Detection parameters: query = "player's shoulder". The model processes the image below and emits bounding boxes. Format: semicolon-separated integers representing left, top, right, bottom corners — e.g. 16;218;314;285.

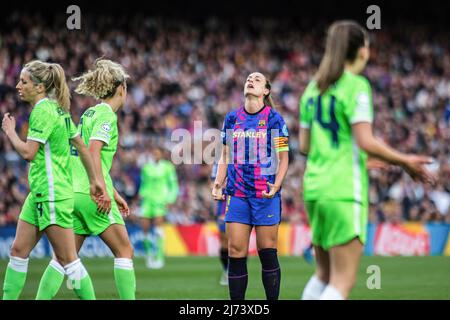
341;71;371;90
223;107;241;125
225;108;239;119
268;107;286;124
91;103;117;121
31;98;60;119
300;80;319;101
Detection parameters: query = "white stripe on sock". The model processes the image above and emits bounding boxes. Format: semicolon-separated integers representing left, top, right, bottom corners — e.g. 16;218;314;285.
8;256;29;273
114;258;134;270
49;259;65;275
64;259;87;281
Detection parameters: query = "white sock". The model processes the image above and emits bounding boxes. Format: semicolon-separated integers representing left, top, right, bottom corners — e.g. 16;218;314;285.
49;259;65;275
154;227;164;239
319;285;344;300
8;256;29;273
114;258;134;270
301;275;327;300
64;259;87;282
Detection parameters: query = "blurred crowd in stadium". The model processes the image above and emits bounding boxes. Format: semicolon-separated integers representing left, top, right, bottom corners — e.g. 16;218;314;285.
0;13;449;227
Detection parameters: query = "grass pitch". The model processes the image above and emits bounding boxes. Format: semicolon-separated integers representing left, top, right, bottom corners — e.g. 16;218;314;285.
0;256;449;300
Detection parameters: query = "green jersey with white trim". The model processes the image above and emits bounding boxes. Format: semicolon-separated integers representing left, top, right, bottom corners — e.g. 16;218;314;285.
299;71;373;203
71;103;118;196
27;98;78;201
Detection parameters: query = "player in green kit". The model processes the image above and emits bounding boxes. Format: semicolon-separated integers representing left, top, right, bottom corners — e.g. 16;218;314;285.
299;21;436;300
38;59;136;300
1;60;105;300
139;145;179;269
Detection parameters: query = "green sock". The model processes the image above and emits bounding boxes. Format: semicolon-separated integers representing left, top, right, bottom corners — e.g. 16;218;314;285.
36;260;65;300
65;259;96;300
2;256;29;300
143;233;152;256
155;227;165;262
114;258;136;300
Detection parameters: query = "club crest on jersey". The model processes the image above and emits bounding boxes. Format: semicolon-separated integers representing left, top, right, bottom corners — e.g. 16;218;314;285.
101;123;111;132
258;120;266;127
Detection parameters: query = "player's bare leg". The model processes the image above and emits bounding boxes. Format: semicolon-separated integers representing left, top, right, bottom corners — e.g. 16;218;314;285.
99;224;135;299
3;220;42;299
322;237;363;299
44;225;95;299
302;246;329;300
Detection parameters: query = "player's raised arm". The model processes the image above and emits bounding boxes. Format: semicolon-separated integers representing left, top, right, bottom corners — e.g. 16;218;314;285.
2;113;40;161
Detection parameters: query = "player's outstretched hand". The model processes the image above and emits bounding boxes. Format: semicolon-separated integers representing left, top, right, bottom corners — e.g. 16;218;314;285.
402;155;437;186
262;182;280;198
212;182;225;201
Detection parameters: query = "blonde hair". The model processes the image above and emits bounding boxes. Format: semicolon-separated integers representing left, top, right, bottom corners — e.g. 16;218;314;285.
24;60;71;112
72;59;129;100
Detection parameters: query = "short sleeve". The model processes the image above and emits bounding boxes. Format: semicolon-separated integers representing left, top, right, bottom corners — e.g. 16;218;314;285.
221;112;234;145
27;106;54;144
270;112;289;153
90;111;116;145
345;78;374;124
299;94;315;129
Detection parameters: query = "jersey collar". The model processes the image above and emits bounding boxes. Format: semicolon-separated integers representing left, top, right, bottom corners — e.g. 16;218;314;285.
34;97;49;107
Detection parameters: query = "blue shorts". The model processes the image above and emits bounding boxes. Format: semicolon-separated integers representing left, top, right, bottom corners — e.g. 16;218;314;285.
224;195;281;226
216;199;226;233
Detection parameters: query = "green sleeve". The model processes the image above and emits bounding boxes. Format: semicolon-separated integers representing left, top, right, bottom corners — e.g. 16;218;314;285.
345;77;374;124
90;111;116;145
68;117;79;139
165;162;179;204
27;105;55;144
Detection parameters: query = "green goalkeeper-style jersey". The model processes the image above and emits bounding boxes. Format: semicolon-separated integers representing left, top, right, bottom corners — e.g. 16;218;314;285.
139;159;179;204
71;103;118;197
299;70;374;203
27;98;79;202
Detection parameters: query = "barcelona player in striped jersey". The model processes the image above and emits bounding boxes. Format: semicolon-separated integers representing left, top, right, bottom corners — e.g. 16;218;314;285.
212;72;289;300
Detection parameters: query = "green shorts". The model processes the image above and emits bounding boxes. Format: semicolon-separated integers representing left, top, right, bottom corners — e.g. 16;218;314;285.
19;193;74;231
140;200;167;219
305;200;368;250
73;192;125;236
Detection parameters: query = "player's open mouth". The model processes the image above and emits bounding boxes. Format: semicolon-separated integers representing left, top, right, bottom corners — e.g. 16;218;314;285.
247;84;254;88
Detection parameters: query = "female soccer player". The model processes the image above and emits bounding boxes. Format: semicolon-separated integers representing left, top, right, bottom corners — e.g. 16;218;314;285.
38;59;136;299
210;163;229;286
299;21;435;300
139;145;179;269
1;60;105;300
212;72;290;300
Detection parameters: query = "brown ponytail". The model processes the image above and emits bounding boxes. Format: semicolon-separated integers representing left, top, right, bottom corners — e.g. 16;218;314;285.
315;20;368;94
263;78;276;109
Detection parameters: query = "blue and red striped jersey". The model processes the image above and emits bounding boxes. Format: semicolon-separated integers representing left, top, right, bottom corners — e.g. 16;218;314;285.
221;105;289;198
